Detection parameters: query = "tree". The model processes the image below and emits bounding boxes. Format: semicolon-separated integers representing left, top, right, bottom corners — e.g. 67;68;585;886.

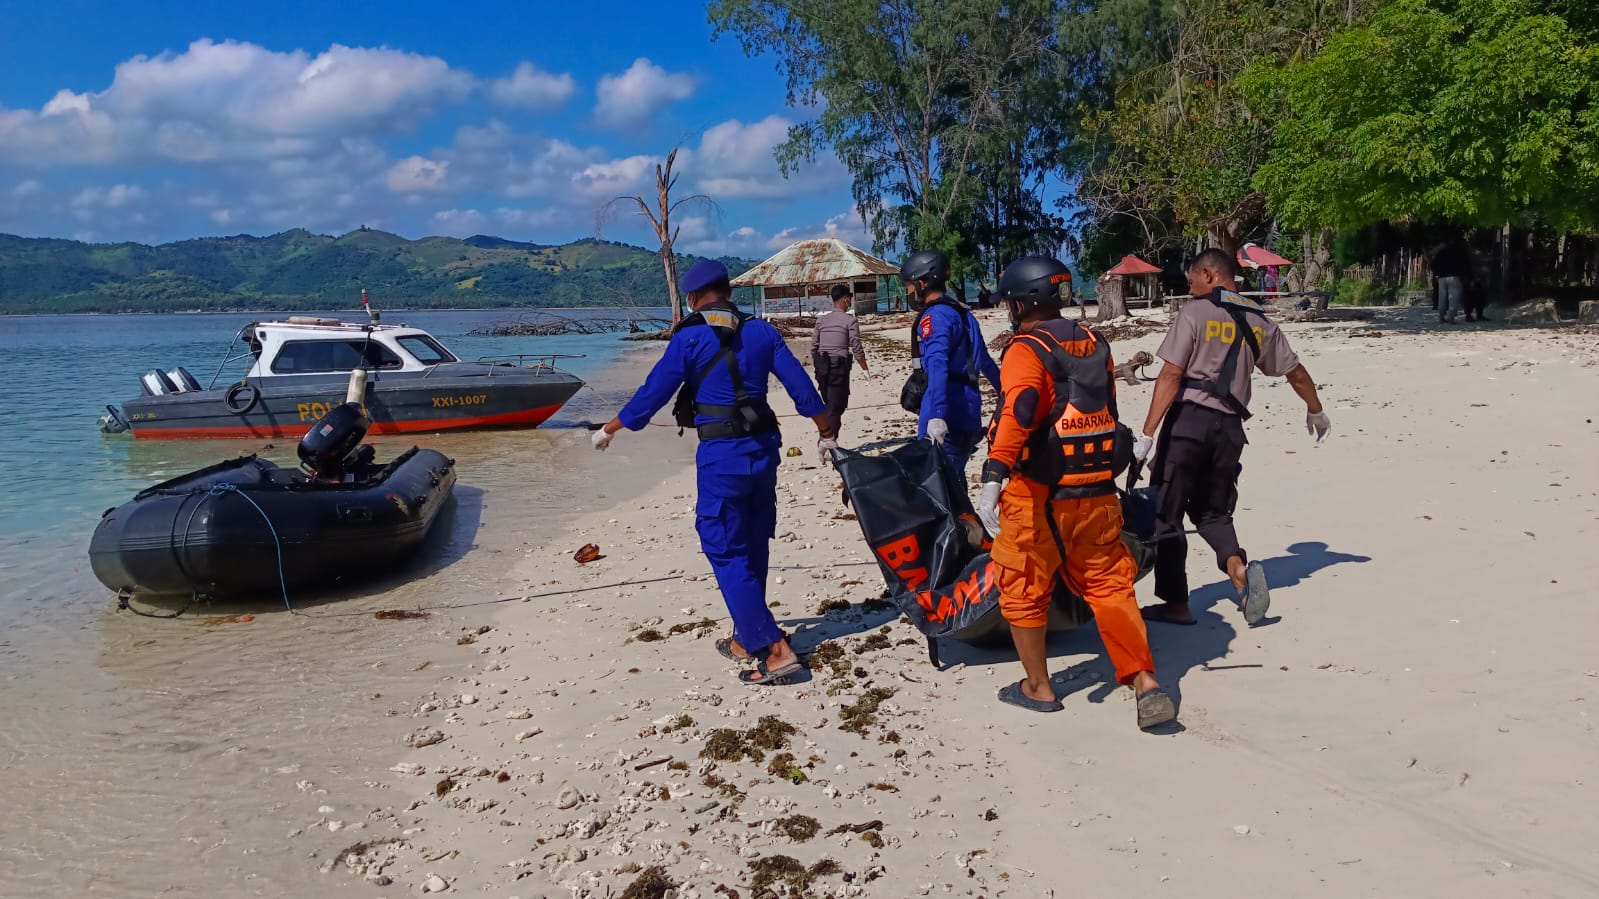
598;147;713;324
1072;0;1370;255
1248;0;1599;237
710;0;1061;268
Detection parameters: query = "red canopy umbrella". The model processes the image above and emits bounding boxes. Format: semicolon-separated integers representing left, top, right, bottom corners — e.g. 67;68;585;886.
1237;243;1294;269
1104;254;1162;276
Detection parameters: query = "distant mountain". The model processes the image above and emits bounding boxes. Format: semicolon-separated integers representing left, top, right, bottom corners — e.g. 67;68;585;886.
0;228;755;314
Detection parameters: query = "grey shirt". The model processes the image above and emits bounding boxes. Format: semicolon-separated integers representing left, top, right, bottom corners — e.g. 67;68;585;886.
1158;292;1300;415
812;308;865;363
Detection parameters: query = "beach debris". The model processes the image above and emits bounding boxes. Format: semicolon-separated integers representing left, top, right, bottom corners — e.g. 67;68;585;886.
404;728;446;749
374;609;428;620
839;688;897;736
1233;824;1251;835
422;872;450;893
514;728;543;742
786;447;803;457
556;783;584;810
617;865;676;899
573;543;603;564
828;820;885;835
772;814;821;842
747;855;840;895
633;756;673;771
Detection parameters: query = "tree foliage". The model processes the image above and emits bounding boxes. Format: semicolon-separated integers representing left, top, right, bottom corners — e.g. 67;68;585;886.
710;0;1063;275
1248;0;1599;233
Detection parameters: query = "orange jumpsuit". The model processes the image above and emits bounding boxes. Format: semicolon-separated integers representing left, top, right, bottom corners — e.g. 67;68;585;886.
988;326;1155;685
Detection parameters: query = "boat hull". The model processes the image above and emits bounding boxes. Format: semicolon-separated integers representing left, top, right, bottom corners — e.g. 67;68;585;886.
88;450;457;598
121;366;583;439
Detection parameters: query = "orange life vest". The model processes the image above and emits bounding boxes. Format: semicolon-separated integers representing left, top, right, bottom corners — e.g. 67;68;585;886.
1008;319;1131;495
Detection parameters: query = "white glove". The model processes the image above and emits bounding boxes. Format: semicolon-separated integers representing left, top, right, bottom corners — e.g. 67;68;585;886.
976;481;1003;536
591;428;615;451
926;418;949;444
817;437;838;459
1307;410;1332;443
1132;433;1154;463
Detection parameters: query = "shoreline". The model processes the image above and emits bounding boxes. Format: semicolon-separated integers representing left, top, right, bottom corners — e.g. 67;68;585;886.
319;307;1599;897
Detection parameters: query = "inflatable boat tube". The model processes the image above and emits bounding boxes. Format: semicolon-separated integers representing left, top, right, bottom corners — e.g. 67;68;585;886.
88;448;456;598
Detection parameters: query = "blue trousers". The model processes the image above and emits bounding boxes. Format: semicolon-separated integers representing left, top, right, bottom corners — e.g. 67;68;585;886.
695;438;783;653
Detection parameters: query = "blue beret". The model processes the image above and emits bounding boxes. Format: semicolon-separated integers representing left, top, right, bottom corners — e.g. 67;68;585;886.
679;259;730;295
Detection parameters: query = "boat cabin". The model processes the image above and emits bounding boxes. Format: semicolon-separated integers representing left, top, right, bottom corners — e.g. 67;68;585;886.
243;317;460;379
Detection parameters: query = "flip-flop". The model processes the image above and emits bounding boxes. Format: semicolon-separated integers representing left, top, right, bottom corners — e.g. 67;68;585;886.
738;658;803;685
1243;561;1271;626
997;681;1063;713
1136;688;1178;730
715;637;744;662
1140;605;1197;626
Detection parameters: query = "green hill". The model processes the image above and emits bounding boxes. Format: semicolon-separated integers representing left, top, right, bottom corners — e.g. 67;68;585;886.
0;229;754;314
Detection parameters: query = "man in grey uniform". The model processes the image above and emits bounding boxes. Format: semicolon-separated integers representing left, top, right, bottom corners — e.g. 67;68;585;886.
811;284;870;439
1135;249;1332;627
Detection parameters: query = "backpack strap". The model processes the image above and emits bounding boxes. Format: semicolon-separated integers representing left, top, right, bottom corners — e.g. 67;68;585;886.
1180;291;1261;419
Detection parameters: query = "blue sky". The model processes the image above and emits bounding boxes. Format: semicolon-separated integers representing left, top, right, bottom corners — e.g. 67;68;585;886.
0;0;864;257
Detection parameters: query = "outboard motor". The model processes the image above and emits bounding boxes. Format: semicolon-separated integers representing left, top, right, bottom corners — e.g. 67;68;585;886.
298;403;372;479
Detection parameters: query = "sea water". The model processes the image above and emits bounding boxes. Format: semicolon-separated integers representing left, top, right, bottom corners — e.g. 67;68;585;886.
0;307;694;896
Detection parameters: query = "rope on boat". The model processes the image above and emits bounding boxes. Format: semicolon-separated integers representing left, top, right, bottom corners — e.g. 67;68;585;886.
205;483;295;614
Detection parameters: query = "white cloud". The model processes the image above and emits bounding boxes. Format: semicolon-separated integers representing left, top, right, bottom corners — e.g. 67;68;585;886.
682;206;876;257
71;183;145;210
0;39;474;166
386;155;450;193
488;62;575;110
430;206;562;237
593;58;697;128
12;179;43;197
686;115;849;200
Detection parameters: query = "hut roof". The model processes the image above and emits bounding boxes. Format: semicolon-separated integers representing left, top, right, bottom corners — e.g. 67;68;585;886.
729;238;900;288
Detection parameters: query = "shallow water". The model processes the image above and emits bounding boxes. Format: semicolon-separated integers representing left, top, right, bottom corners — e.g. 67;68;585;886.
0;308;691;896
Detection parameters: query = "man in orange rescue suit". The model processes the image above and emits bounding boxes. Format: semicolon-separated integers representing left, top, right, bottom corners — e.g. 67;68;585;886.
1136;248;1331;627
976;255;1176;730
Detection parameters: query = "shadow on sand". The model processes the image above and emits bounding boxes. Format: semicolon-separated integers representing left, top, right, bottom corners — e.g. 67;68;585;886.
859;540;1372;725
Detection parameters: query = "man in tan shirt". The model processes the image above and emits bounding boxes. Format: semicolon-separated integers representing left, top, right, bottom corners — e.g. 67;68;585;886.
1136;249;1331;627
810;284;869;439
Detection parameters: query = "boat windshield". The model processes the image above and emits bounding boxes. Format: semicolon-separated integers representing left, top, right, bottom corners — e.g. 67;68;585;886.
272;339;404;374
396;334;458;364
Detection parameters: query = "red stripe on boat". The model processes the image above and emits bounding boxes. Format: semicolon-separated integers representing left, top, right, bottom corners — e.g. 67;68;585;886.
130;404;564;439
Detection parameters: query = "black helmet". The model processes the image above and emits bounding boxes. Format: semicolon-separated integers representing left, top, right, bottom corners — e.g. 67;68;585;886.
996;255;1072;311
900;250;950;286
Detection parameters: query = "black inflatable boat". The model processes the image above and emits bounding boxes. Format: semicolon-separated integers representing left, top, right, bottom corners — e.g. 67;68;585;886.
89;402;457;599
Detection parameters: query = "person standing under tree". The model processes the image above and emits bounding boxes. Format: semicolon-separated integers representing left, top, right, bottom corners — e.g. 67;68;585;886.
810;284;869;441
1135;249;1331;627
591;260;835;684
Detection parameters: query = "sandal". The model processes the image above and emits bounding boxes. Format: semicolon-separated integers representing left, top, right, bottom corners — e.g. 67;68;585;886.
1136;688;1178;730
737;657;803;685
715;637;746;662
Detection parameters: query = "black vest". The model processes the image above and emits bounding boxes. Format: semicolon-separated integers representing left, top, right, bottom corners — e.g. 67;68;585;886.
1009;318;1132;496
1181;289;1264;419
670;304;779;441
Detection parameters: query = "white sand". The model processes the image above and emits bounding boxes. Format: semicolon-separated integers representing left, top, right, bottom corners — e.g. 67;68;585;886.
329;308;1599;897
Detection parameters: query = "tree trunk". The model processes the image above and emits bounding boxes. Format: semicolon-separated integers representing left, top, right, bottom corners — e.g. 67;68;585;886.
659;245;681;324
1498;223;1512;304
1097;275;1128;321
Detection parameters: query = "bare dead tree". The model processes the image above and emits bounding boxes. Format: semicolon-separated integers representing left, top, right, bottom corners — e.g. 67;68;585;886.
598;147;717;324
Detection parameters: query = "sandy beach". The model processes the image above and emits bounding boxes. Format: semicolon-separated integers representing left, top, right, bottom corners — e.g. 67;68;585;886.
214;308;1599;897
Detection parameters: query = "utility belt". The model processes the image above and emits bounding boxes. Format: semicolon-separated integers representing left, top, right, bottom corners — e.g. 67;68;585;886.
693;400;779;440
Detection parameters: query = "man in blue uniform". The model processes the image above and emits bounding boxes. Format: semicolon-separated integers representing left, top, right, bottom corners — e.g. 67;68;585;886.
591;260;833;684
901;250;1001;473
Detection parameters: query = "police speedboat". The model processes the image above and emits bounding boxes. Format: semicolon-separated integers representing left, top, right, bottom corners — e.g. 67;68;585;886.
103;304;584;439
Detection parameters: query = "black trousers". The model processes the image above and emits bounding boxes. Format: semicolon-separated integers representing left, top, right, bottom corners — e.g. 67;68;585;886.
1151;403;1248;604
813;353;853;435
